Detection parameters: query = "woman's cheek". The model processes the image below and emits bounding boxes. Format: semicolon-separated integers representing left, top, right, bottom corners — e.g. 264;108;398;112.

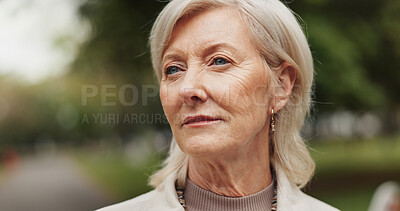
252;86;270;107
224;82;253;113
160;83;179;108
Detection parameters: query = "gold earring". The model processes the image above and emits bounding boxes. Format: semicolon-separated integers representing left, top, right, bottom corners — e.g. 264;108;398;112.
271;109;276;132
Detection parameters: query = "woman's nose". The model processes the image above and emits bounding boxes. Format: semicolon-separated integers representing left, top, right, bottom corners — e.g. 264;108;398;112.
178;73;207;106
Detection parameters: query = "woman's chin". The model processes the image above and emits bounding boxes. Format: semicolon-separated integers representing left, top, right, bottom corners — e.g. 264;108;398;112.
177;136;230;158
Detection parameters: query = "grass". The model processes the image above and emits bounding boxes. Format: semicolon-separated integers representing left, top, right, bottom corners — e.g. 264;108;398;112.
314;185;376;211
309;136;400;176
76;136;400;210
75;151;163;201
307;136;400;211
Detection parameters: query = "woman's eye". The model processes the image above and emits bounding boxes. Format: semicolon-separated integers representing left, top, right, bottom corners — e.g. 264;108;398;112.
213;58;228;65
165;66;180;75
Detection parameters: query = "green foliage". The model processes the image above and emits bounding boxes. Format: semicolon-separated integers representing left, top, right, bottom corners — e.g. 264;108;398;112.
72;0;165;81
307;16;386;110
290;0;400;111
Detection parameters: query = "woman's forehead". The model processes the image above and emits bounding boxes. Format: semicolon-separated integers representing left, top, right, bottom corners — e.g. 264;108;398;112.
163;8;252;59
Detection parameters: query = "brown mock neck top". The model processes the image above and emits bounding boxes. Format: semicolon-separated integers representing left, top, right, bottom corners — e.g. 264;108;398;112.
184;179;274;211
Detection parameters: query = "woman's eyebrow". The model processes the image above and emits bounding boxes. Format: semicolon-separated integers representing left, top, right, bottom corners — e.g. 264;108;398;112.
163;43;240;64
162;49;185;64
201;43;239;58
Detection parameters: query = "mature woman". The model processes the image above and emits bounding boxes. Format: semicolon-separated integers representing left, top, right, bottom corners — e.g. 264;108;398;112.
100;0;339;210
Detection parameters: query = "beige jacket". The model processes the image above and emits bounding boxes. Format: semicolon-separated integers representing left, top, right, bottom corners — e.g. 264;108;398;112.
98;165;340;211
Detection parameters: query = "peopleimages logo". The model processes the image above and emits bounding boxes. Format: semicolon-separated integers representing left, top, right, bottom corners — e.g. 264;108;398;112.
80;83;308;109
81;84;159;106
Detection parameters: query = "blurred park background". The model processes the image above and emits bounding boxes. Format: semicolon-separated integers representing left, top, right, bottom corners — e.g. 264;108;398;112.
0;0;399;210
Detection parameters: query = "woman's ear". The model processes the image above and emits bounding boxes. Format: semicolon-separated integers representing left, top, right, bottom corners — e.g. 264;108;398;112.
270;61;297;113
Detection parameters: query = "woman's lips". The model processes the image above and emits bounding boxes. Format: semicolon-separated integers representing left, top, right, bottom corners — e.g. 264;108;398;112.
182;115;222;127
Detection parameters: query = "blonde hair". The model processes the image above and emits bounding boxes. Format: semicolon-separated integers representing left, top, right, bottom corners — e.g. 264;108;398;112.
149;0;315;189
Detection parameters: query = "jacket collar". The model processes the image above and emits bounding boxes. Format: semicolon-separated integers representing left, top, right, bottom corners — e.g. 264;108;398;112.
151;171;184;211
274;164;307;211
154;164;307;211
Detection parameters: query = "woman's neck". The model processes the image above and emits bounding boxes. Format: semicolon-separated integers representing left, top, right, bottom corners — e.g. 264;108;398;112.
187;134;272;197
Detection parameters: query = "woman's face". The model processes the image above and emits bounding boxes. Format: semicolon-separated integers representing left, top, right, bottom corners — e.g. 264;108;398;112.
160;8;272;157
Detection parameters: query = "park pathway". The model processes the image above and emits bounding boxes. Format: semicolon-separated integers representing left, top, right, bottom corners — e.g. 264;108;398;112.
0;153;114;211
